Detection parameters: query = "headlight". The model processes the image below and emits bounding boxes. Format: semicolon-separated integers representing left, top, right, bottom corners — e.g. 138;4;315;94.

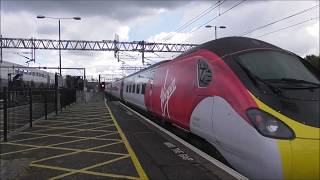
247;109;295;139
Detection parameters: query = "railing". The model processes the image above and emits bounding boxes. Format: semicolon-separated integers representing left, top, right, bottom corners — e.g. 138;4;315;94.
0;87;77;141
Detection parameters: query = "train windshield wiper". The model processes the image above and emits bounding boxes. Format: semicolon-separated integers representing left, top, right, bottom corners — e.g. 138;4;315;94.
237;62;282;94
265;78;320;89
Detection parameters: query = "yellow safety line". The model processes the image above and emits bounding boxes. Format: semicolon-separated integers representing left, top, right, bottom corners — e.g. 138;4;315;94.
60;130;116;137
31;141;125;164
11;131;121;143
34;124;115;132
94;132;119;138
81;170;140;180
30;163;73;172
30;125;84;131
31;128;82;135
31;163;139;179
9;134;49;142
1;141;127;156
3;102;143;179
88;124;115;130
9;132;82;143
61;122;112;128
37;121;72;126
106;103;149;180
46;138;93;147
0;147;40;156
49;155;132;179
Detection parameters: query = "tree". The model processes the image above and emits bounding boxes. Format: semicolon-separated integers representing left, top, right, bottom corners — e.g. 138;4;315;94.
304;54;320;71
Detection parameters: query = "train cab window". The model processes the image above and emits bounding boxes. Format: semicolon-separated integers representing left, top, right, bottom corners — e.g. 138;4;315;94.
132;84;136;93
141;83;146;94
136;84;140;94
198;60;212;87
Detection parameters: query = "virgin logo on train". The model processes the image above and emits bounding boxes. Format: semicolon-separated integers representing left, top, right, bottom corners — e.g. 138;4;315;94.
160;70;176;118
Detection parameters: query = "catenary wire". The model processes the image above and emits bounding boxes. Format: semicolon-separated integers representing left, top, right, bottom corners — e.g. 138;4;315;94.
255;17;319;38
163;0;225;41
240;4;319;36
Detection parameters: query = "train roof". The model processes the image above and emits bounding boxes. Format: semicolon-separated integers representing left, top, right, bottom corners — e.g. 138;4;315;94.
1;60;55;76
110;37;284;83
113;60;171;82
178;36;283;59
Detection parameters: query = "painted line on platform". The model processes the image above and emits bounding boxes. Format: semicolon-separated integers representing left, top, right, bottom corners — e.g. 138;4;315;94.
119;102;248;180
49;155;133;180
1;142;127;156
105;101;148;180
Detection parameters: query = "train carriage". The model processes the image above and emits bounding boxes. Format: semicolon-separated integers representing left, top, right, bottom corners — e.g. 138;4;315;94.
0;61;55;89
106;37;320;180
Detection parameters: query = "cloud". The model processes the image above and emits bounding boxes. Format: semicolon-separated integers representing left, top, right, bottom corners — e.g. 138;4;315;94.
147;31;192;43
175;0;319;56
306;22;319;38
1;0;319;80
2;0;185;22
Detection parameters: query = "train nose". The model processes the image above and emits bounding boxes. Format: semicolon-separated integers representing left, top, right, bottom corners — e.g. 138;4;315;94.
280;138;320;179
290;138;319;179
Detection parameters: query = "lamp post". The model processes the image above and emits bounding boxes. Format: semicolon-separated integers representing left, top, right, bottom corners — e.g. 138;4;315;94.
37;15;81;75
205;25;226;40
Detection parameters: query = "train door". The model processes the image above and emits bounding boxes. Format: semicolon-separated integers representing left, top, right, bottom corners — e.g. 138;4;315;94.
144;69;155;113
120;80;124;100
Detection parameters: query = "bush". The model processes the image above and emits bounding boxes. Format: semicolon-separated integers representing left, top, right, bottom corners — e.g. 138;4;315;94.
304;55;320;71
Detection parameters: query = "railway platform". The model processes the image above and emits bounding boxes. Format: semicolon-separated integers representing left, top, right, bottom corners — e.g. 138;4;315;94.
0;94;243;180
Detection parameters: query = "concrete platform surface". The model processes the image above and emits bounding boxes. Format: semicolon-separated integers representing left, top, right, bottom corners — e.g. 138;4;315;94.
0;95;237;180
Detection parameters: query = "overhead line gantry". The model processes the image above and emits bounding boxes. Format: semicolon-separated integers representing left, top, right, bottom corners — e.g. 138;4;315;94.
0;37;197;52
0;37;198;64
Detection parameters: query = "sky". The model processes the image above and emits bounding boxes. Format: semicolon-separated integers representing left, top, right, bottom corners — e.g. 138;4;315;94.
0;0;319;81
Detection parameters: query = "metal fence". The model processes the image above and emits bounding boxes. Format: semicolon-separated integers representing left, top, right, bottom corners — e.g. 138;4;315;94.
0;87;77;141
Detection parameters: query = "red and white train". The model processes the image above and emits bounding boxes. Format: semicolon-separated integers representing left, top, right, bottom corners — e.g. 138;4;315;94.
106;37;320;180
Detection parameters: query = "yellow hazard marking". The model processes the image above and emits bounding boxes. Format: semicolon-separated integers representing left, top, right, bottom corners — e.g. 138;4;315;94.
94;132;119;138
11;131;121;143
31;141;126;164
31;162;140;180
106;103;149;180
33;124;116;133
59;122;113;128
0;146;40;156
1;141;126;156
49;155;132;180
2;101;145;179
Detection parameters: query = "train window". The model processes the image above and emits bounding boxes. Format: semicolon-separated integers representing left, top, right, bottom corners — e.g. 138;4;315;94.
136;84;140;94
198;60;212;87
132;84;136;93
126;85;128;92
129;85;131;93
237;51;320;84
141;83;146;94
